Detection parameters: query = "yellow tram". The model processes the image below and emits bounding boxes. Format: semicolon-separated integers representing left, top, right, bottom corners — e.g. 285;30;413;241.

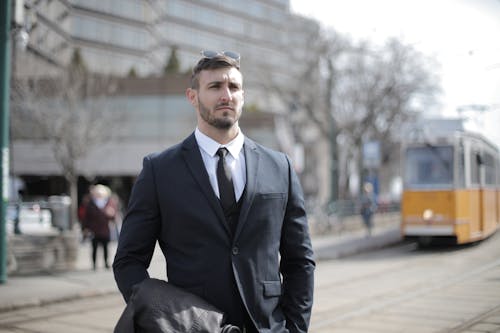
401;130;500;246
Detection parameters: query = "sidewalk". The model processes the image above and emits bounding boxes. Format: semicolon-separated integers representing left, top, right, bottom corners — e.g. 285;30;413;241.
0;214;401;313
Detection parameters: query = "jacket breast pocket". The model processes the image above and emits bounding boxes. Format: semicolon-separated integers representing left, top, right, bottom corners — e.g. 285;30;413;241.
255;192;286;211
253;193;287;229
258;193;285;200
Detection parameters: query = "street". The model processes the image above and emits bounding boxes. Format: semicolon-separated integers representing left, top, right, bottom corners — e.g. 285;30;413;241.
0;231;499;332
311;232;500;332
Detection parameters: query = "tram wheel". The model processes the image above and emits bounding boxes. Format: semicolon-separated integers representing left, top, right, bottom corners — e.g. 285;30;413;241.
417;236;433;248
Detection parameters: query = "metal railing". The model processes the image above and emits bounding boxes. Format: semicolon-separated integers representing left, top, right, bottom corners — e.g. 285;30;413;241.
306;199;400;235
7;196;72;234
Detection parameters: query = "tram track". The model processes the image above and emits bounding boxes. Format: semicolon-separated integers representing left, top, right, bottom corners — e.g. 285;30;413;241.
442;304;500;333
0;294;122;328
311;240;500;332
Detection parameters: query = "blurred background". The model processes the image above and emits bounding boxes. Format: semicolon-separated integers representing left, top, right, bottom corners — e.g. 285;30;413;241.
1;0;499;276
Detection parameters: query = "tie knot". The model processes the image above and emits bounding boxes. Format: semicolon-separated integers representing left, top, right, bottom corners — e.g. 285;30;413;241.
217;147;229;158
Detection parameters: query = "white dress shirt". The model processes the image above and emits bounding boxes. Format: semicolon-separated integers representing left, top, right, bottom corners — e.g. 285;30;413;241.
194;128;246;201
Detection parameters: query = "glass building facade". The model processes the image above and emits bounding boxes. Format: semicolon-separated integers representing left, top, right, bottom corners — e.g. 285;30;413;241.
13;0;326;200
16;0;317;112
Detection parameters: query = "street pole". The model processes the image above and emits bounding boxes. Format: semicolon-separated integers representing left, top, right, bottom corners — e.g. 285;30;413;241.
330;118;338;202
0;0;12;284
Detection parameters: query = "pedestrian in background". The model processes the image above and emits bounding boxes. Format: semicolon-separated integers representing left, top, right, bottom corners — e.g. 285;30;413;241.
360;182;377;236
79;184;118;270
113;51;315;333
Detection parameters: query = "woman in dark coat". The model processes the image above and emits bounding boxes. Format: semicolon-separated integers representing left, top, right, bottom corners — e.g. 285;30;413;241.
80;184;118;270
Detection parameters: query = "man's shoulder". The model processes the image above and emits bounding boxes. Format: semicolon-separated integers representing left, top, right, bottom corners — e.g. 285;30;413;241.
246;137;288;161
245;137;291;172
145;133;195;163
147;142;182;161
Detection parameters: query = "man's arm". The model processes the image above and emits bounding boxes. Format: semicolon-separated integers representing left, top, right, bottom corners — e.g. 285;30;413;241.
280;156;316;333
113;156;161;302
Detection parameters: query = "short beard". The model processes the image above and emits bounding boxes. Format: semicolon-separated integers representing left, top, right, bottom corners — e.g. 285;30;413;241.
198;99;238;130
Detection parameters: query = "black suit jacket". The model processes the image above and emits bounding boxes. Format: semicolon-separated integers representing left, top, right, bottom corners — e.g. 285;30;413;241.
113;133;315;333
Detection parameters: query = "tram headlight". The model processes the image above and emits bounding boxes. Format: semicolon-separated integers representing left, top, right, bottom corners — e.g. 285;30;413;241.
423;209;434;221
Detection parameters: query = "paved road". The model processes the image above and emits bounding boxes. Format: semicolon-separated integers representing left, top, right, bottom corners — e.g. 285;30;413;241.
311;232;500;333
0;220;499;332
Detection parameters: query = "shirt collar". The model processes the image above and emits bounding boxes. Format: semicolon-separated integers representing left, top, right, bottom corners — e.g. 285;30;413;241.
195;127;245;159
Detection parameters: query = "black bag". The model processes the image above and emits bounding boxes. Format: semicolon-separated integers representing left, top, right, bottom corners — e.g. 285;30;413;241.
114;278;241;333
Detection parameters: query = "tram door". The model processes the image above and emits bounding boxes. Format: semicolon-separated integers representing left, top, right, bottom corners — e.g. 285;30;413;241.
470;146;496;239
480;151;498;236
467;147;483;241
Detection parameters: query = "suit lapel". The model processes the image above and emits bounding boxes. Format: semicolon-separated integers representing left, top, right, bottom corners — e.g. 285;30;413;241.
181;133;230;235
234;138;259;240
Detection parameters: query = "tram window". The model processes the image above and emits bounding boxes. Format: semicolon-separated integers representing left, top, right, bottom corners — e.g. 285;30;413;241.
405;146;453;187
470;152;480;185
498;159;500;186
456;143;465;187
484;153;495;185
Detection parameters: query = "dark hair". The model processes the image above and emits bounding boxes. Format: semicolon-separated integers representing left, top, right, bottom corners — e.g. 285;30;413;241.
190;55;240;89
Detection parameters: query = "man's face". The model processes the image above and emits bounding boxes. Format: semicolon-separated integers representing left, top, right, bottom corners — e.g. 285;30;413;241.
187;67;244;130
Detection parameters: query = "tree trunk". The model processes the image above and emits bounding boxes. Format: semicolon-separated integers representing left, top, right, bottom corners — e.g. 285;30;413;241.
67;174;79;230
357;142;365;197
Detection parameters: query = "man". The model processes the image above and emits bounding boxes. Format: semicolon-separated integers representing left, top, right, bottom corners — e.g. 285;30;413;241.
113;51;315;333
360;182;376;236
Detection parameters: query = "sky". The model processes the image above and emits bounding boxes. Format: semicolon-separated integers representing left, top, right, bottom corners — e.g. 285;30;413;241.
290;0;500;145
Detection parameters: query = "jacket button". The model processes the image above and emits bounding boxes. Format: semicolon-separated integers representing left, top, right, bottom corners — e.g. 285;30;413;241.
232;247;239;255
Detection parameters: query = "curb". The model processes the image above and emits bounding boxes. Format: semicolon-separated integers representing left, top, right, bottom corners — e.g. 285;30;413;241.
0;290;118;313
0;276;119;313
313;228;402;260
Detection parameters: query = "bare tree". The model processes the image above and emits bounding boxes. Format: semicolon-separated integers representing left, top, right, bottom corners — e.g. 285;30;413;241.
11;51;122;227
260;23;441;202
332;38;441;196
260;25;354;202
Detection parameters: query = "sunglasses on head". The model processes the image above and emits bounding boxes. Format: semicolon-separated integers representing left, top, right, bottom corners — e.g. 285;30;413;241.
200;50;240;63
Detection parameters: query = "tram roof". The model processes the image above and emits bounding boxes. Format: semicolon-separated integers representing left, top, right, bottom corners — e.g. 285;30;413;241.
403;119;498;152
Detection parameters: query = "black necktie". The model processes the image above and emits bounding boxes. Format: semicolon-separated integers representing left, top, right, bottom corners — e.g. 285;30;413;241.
216;148;236;212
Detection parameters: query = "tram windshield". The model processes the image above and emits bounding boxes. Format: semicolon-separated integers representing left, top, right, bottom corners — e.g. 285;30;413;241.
404;145;454;188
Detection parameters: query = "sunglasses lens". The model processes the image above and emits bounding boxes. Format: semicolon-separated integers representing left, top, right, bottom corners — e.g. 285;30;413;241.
223;51;240;61
201;50;240;62
201;50;218;58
